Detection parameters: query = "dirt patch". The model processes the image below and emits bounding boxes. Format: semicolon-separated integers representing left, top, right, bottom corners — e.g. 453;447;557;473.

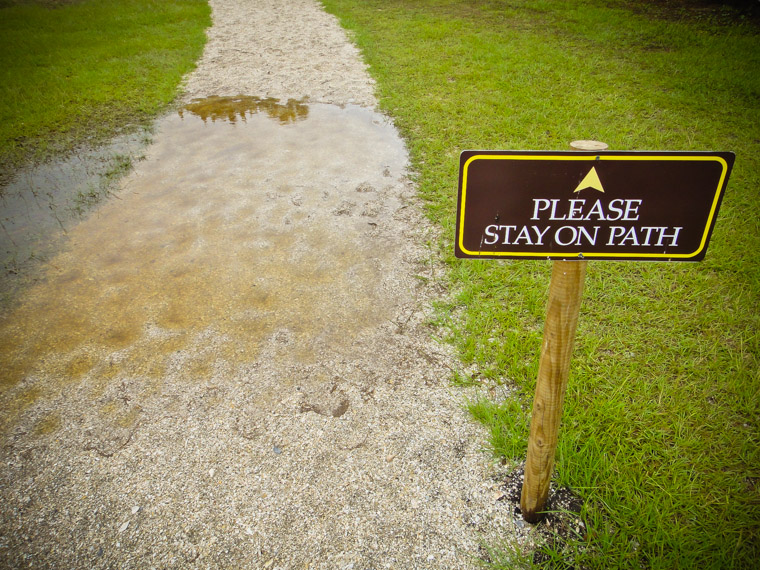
0;1;522;568
621;0;760;26
495;465;587;565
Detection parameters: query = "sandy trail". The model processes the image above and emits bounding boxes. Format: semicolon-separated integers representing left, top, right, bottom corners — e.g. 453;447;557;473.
0;1;516;568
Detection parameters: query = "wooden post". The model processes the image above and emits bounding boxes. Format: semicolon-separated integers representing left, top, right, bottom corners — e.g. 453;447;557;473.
519;140;607;524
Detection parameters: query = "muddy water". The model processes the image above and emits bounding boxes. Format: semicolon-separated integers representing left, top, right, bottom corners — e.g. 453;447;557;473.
0;100;409;426
0;130;150;301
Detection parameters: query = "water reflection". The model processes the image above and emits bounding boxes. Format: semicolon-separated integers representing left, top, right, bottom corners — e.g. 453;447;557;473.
180;95;309;124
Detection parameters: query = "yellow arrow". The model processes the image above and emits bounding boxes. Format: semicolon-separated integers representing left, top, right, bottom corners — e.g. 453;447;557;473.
573;166;605;193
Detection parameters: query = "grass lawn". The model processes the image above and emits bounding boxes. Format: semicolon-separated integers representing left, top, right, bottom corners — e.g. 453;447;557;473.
321;0;760;567
0;0;211;177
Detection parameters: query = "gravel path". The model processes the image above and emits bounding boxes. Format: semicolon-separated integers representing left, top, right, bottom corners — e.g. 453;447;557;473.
0;1;519;568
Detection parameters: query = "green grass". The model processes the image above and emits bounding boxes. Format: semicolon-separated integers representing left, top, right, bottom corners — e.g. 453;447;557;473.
0;0;211;175
321;1;760;567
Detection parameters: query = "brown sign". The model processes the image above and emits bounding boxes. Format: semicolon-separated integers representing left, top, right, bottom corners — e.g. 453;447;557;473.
455;150;734;261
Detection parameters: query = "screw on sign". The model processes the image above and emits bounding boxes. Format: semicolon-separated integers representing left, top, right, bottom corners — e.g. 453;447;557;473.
455;141;734;523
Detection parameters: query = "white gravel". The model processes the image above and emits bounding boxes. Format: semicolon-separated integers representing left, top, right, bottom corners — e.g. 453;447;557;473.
182;0;377;107
0;1;524;568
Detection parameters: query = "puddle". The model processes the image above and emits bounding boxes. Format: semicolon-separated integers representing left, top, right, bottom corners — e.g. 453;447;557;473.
0;129;151;303
0;99;409;426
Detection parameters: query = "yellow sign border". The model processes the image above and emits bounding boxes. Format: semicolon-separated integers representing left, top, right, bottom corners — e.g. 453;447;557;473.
457;153;730;259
